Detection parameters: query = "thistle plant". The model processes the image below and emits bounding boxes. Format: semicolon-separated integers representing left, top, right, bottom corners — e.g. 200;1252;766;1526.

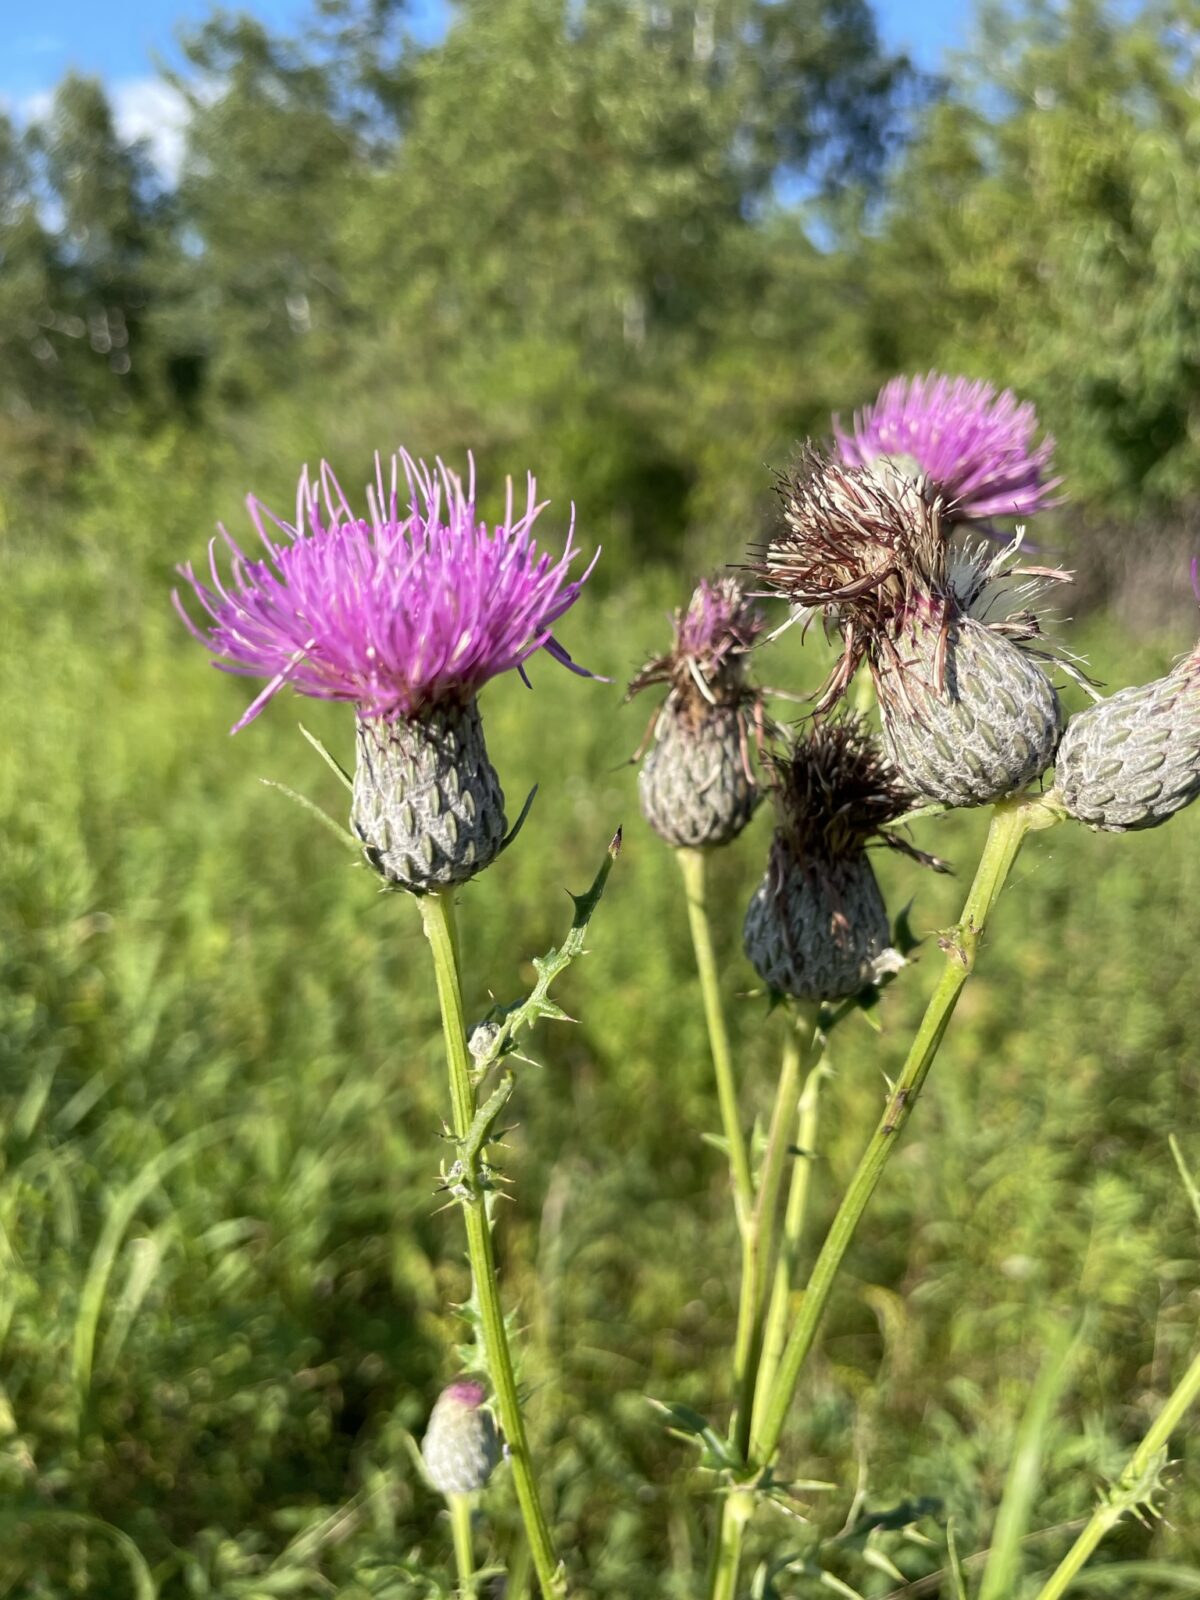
833;371;1061;523
705;719;943;1600
629;577;765;851
176;448;608;1598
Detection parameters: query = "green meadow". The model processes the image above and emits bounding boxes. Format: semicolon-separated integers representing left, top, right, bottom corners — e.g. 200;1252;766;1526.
4;0;1200;1591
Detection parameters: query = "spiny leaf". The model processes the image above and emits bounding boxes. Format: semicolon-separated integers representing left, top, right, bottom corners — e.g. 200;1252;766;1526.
470;829;621;1075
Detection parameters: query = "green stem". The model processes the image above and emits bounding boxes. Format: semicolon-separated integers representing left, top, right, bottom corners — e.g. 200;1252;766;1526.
754;1047;829;1421
709;1491;753;1600
729;1021;803;1465
677;848;755;1224
449;1494;477;1597
752;796;1051;1466
420;891;566;1599
1033;1344;1200;1600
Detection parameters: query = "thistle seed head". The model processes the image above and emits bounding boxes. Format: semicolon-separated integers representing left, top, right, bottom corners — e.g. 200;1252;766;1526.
421;1380;500;1496
742;718;930;1002
351;697;507;891
1053;656;1200;831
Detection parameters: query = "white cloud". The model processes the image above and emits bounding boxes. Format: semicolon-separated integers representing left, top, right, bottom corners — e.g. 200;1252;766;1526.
4;77;191;182
110;78;191;181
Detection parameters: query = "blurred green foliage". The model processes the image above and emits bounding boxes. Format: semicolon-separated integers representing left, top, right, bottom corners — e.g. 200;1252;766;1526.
2;0;1200;1593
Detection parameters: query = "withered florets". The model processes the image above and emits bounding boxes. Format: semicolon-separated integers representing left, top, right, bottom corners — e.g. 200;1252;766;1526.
765;715;929;867
743;717;946;1003
628;576;765;726
753;448;1070;715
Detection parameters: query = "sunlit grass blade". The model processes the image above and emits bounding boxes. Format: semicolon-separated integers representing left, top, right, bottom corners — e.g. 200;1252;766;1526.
72;1125;227;1403
979;1320;1082;1600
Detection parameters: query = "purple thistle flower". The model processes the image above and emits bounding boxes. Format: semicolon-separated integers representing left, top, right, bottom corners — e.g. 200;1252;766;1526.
675;575;766;665
833;372;1061;522
174;450;597;734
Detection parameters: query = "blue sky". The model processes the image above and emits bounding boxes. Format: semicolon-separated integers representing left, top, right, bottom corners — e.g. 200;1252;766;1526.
3;0;970;169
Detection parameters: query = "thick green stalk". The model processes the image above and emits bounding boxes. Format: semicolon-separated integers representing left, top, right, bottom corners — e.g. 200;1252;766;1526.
754;1048;829;1420
449;1494;477;1597
1033;1345;1200;1600
420;891;566;1599
729;1020;804;1465
709;1491;753;1600
677;847;755;1224
752;796;1052;1466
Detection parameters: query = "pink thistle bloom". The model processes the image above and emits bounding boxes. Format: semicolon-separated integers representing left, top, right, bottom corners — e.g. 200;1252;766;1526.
833;372;1062;521
675;575;766;666
175;451;598;733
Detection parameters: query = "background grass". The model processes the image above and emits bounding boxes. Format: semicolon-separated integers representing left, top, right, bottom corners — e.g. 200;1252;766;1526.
2;439;1198;1596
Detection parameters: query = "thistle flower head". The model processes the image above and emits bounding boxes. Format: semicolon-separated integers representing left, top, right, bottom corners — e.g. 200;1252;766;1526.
834;372;1061;521
628;578;765;849
751;449;1074;722
627;576;765;721
175;451;597;733
743;718;932;1002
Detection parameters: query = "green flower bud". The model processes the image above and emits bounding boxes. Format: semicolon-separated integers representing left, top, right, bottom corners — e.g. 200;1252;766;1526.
421;1381;500;1496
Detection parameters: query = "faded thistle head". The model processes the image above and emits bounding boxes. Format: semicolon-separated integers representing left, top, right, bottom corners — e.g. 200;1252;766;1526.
750;448;1074;808
628;577;766;848
834;372;1061;523
421;1380;500;1496
1053;564;1200;832
743;717;938;1003
176;451;599;891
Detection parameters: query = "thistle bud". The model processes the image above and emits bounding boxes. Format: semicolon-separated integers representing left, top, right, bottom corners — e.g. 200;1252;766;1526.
629;578;765;848
352;698;507;892
1053;660;1200;832
748;450;1073;807
421;1380;500;1496
743;718;937;1003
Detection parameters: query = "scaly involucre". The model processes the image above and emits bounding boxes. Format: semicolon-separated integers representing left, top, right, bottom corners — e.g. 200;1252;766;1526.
175;451;597;732
834;372;1061;521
